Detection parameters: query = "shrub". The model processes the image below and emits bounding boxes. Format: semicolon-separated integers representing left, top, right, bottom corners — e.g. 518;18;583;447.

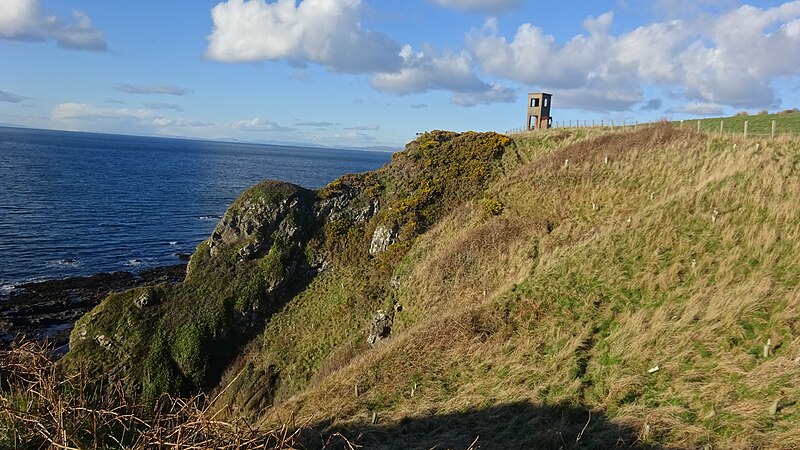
0;340;310;448
481;198;505;217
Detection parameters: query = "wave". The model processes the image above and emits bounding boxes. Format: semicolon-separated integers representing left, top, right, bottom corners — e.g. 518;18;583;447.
196;215;222;221
123;258;158;268
0;283;17;300
45;258;81;268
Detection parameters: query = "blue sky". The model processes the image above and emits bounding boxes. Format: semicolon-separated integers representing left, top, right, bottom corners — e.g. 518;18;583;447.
1;0;799;148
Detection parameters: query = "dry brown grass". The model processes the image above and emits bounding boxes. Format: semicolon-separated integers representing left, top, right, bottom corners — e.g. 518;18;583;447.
0;340;355;449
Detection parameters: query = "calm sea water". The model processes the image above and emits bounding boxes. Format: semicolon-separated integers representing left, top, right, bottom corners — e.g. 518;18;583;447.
0;126;391;293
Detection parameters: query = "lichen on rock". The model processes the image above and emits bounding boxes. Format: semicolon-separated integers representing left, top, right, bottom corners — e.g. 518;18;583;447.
369;225;397;256
208;180;310;261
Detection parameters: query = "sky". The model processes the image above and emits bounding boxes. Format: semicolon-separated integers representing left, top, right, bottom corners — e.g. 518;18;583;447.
1;0;799;148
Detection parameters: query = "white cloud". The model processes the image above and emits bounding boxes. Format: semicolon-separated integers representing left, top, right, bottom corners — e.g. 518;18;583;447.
0;0;106;51
144;102;184;112
52;103;212;129
468;13;647;111
430;0;520;12
153;118;213;128
116;84;192;96
371;46;486;94
344;124;380;131
0;89;25;103
674;102;725;116
0;0;41;38
52;103;152;121
335;131;376;142
296;121;335;127
468;2;800;111
206;0;401;73
205;0;513;107
451;83;515;106
370;44;513;105
231;118;292;132
677;2;800;107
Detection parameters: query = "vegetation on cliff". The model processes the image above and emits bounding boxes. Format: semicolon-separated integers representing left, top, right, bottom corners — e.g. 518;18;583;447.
61;180;317;405
4;124;800;449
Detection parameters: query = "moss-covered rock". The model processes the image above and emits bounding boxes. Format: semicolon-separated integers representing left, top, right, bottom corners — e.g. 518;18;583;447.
63;181;316;404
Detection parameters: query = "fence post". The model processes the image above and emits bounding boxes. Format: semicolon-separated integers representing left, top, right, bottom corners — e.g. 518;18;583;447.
569;120;572;128
680;120;684;128
744;120;748;138
772;120;776;139
720;120;724;135
697;121;701;132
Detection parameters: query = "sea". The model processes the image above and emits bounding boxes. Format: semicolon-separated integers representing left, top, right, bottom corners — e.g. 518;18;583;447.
0;126;392;297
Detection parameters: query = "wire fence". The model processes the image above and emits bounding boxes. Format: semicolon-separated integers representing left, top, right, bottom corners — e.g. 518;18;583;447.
506;113;800;139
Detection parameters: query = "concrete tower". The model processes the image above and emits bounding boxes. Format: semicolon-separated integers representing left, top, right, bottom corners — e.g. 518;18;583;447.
527;93;553;130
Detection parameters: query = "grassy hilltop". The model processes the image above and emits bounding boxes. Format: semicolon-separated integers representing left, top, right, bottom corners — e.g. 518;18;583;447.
674;109;800;136
4;122;800;449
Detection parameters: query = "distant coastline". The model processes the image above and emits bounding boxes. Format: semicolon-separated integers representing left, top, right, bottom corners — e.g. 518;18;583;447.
0;125;399;153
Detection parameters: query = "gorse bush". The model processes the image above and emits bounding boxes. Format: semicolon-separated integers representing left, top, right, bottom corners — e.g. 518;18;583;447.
480;198;505;217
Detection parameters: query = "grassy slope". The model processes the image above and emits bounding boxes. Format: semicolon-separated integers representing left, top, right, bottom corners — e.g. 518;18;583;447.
242;126;800;449
211;131;514;420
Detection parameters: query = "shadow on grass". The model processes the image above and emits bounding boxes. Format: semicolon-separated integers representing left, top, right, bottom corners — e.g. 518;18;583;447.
304;401;670;450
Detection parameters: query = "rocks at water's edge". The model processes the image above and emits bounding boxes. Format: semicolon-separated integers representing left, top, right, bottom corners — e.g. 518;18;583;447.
0;264;186;353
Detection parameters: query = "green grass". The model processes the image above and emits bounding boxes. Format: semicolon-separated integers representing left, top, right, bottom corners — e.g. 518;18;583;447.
674;110;800;136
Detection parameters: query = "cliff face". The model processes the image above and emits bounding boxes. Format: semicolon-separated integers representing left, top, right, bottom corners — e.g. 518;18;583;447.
63;131;512;405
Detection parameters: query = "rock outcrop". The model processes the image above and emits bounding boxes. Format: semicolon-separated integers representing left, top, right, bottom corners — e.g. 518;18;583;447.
369;225;397;256
64;181;319;401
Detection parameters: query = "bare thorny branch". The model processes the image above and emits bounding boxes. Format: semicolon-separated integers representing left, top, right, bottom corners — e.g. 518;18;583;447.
0;340;317;449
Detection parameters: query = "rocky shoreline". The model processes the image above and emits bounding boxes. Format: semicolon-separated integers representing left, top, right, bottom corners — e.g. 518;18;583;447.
0;264;186;354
